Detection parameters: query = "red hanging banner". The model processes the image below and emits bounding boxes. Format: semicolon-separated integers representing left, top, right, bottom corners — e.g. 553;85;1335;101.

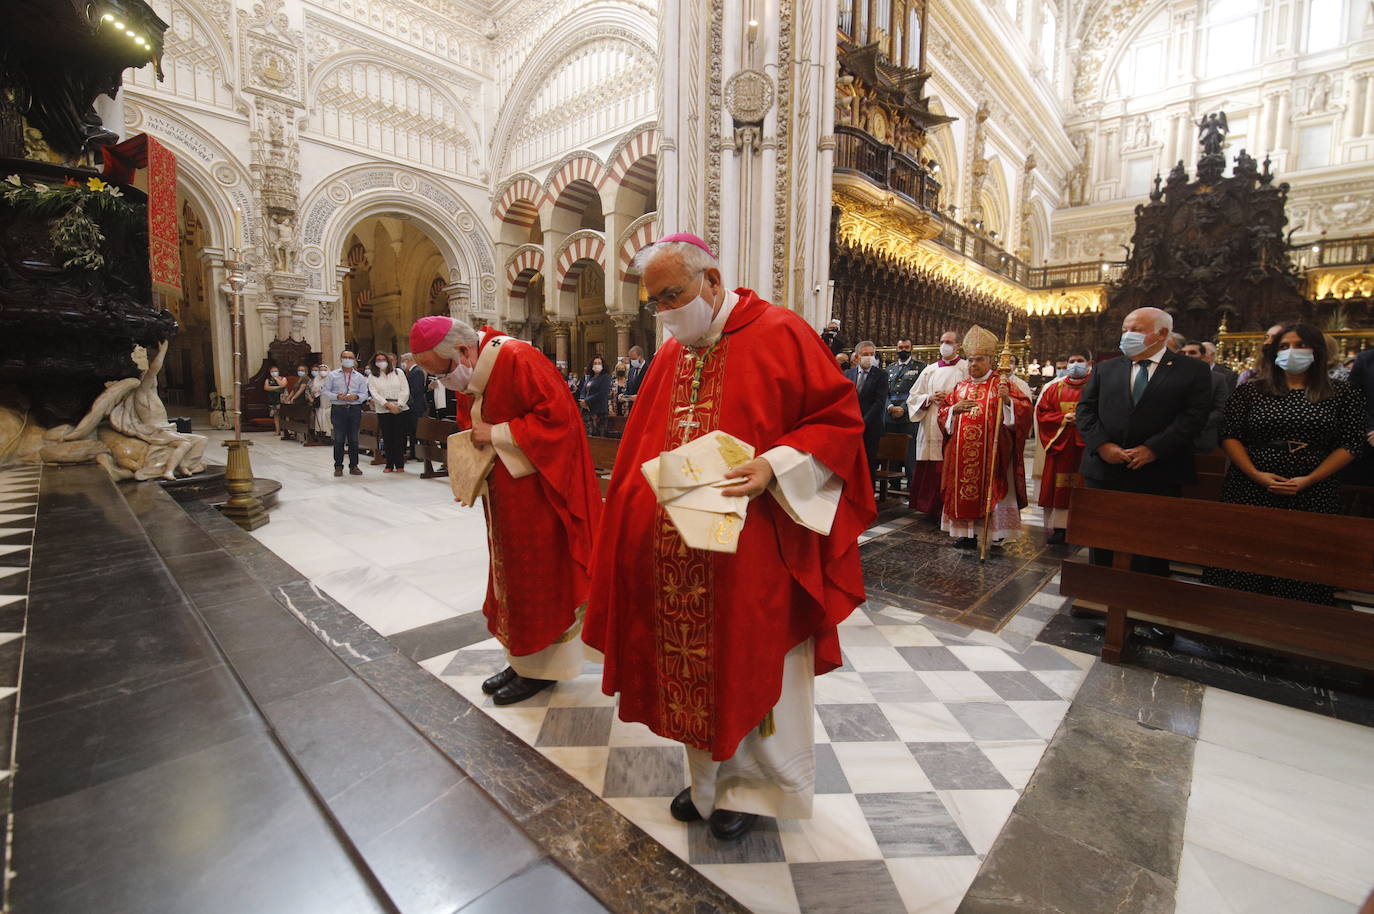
103;133;181;300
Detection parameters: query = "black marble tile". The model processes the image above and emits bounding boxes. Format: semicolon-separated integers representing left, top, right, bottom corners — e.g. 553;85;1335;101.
162;549;275;610
1014;704;1194;879
908;742;1012;790
0;633;21;686
329;744;468;839
270;579;399;665
958;813;1175;914
356;777;544;914
0;596;26;632
12;730;391;914
202;609;352;706
13;664;260;811
120;484;219;558
1071;662;1204;738
817;703;898;741
26;555;188;629
0;692;15;765
460;860;609;914
790;860;907;914
857;792;974;857
389;611;495;661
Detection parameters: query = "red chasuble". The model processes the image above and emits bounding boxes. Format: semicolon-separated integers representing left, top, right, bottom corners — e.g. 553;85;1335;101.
475;329;602;655
1035;376;1088;510
583;291;876;761
937;374;1032;520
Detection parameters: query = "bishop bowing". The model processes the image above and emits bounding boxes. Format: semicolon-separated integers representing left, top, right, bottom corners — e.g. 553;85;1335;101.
410;316;602;705
1035;348;1093;543
938;325;1033;548
584;234;875;842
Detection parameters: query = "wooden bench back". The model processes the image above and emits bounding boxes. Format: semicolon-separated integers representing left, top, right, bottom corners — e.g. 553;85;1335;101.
877;433;909;461
415;416;456;444
1067;488;1374;592
586;436;620;473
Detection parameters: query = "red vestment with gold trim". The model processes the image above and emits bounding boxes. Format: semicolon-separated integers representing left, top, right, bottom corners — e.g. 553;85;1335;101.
937;375;1032;520
476;329;602;655
1035;376;1087;510
583;292;876;761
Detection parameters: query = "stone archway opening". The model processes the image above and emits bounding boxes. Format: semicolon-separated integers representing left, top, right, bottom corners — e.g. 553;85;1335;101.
339;214;451;358
160;198;217;410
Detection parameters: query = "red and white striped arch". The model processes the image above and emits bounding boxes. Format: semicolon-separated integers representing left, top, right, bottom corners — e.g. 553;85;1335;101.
555;232;606;292
505;245;545;299
546;154;607;214
617;215;657;281
494;176;543;229
604;126;659;195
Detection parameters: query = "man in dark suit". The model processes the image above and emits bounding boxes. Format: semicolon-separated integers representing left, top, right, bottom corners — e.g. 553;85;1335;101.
624;345;651;410
844;339;889;475
1346;348;1374;485
400;352;430;458
1202;341;1237;394
1181;339;1230;452
1076;308;1213;574
821;320;848;355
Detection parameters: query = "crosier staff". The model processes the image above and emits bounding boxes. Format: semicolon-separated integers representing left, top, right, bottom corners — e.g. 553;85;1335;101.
979;314;1016;562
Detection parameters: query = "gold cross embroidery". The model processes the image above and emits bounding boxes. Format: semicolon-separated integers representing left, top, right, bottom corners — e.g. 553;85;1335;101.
681;458;703;482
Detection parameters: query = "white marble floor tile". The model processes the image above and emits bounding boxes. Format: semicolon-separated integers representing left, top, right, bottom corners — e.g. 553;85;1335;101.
977;739;1048;791
313;565;462;635
0;517;34;528
1028;669;1087;701
603;797;692;864
0;595;24;610
482;706;549;744
539;746;609;795
337;518;484;569
252;527;364;579
840;608;876;626
1005;700;1071;740
875;624;943;647
418;649;460;676
547;674;617;708
844;646;914;671
813;710;831;744
815;671;878;705
831;742;934;793
934;789;1019;856
1186;739;1374;903
946;646;1025;671
0;544;29;557
914;671;1003;702
886;856;983;914
387;552;489;614
0;567;25;586
882;702;973;743
1198;687;1374;793
606;715;682;749
695;863;801;914
776;794;884;863
1174;842;1356;914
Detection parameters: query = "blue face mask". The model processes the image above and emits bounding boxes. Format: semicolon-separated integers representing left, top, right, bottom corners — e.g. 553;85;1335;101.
1066;362;1090;379
1120;331;1150;358
1274;348;1314;375
1055;368;1069;378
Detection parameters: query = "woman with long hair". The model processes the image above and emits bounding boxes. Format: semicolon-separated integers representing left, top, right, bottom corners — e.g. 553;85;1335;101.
1202;323;1366;603
367;351;410;472
577;354;612;436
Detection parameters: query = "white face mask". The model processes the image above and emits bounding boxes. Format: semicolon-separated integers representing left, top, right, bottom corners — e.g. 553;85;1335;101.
311;371;320;377
630;359;644;369
658;289;716;346
939;342;956;358
376;361;388;371
592;364;603;373
439;360;473;392
297;369;306;376
859;355;875;369
340;358;355;369
270;370;279;377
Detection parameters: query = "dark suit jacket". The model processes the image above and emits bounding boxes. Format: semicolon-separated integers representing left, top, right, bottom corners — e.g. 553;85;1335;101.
1351;349;1374;431
1076;350;1213;490
578;373;612;414
844;364;889;464
405;365;429;417
1194;371;1231;453
1212;362;1238;395
625;358;651;397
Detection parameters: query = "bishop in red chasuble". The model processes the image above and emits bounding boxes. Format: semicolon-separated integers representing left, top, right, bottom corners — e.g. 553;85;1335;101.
938;325;1033;546
584;235;875;841
411;316;602;706
1035;350;1093;542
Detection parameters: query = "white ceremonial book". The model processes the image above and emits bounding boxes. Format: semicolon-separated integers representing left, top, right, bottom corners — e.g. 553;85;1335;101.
641;429;755;553
446;430;497;507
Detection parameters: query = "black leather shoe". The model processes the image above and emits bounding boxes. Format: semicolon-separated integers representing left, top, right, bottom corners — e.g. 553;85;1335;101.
669;787;702;823
481;666;517;695
492;675;555;705
1047;528;1067;544
708;809;758;841
953;537;977;549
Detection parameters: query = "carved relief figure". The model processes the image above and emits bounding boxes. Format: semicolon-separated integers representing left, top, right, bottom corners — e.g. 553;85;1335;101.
270;213;298;273
1064;132;1090;206
1130;114;1152;148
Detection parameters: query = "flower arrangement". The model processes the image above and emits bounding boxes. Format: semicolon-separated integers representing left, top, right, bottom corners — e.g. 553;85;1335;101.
1;174;140;271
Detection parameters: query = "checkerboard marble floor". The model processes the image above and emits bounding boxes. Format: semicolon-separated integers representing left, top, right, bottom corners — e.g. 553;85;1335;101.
422;571;1092;914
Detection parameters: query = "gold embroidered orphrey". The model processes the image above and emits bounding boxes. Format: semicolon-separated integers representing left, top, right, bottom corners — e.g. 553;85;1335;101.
652;339;730;749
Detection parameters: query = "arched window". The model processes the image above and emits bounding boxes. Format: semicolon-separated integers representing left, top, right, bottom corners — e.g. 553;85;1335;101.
1203;0;1259;77
1306;0;1344;51
1110;10;1169;97
907;6;922;67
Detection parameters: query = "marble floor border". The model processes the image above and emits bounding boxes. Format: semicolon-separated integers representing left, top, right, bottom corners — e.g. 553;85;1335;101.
168;493;746;914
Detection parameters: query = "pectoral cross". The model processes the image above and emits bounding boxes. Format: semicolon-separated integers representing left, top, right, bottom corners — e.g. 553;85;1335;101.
675;405;701;445
675;342;717;445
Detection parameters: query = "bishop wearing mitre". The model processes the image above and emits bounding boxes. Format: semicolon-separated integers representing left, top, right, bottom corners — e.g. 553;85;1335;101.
938;324;1033;548
410;316;602;705
584;234;875;842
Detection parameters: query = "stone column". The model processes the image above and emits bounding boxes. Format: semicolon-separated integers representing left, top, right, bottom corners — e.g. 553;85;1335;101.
504;319;527;340
548;321;572;368
660;0;837;326
201;249;234;399
318;300;337;358
1363;74;1374;137
444;282;471;320
1274;91;1292;153
610;313;637;362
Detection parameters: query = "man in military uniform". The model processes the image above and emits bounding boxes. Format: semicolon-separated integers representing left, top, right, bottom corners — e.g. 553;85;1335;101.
884;338;924;490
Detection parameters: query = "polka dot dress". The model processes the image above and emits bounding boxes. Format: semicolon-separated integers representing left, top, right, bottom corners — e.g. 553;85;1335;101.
1201;379;1366;604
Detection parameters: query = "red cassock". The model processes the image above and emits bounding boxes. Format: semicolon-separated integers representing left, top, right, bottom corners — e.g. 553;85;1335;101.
937;374;1033;520
1035;377;1088;511
476;328;602;656
583;291;876;761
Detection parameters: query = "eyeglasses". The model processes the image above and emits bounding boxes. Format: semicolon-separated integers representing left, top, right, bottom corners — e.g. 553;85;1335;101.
645;270;704;312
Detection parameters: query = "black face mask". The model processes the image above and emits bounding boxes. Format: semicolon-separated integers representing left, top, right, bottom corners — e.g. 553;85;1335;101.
897;351;911;361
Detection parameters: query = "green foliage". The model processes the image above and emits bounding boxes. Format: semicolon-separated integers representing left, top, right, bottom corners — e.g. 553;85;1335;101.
0;176;143;271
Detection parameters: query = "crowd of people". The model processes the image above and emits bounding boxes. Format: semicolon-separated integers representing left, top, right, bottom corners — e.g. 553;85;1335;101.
829;312;1370;600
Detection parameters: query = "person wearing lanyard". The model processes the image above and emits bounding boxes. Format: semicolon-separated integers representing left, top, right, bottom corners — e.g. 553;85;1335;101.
323;350;371;477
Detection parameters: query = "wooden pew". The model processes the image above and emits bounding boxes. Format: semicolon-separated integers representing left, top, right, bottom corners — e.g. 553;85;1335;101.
587;436;620;495
872;433;909;501
359;411;380;458
416;417;458;479
279;399;314;443
1059;487;1374;670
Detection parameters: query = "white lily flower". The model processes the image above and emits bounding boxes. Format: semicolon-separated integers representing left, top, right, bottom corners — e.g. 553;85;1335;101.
106;186;123;197
3;174;20;186
31;183;49;192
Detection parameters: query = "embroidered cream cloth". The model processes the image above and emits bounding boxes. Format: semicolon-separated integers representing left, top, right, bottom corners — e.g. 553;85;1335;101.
641;429;755;553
